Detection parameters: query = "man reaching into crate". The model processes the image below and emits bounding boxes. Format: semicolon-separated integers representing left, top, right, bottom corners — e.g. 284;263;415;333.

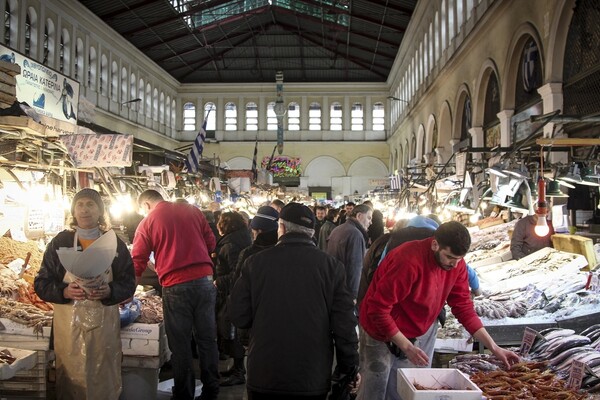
358;221;520;400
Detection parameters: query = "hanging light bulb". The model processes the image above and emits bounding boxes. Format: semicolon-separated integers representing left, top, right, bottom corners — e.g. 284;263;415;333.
534;216;550;236
534;176;549;237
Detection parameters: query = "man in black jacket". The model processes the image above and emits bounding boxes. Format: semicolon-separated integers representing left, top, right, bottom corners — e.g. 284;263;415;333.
229;203;360;400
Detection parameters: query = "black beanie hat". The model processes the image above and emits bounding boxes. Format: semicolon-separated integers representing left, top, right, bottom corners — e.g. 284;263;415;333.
71;188;104;216
251;206;279;232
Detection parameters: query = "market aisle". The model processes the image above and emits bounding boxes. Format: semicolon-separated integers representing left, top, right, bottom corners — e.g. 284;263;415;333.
158;358;247;400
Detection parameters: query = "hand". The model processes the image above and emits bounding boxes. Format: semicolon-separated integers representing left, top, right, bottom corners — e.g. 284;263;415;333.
87;284;112;300
493;347;521;369
403;344;429;367
349;372;361;394
63;282;86;300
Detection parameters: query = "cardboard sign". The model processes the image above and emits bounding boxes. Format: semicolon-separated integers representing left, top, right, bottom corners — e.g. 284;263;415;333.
519;327;539;356
567;360;586;389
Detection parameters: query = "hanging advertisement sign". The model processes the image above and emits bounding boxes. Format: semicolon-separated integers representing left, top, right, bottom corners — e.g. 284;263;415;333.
59;133;133;167
0;44;79;135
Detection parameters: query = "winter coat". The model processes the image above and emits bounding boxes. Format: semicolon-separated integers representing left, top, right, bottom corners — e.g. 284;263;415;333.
317;220;337;251
215;228;252;297
229;232;359;396
34;230;135;306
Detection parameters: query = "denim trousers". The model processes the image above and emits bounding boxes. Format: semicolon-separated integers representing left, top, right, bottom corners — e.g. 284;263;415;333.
163;276;220;400
356;321;438;400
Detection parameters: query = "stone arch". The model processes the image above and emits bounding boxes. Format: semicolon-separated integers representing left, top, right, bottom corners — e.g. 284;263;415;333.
348;156;389;195
416;124;426;162
425;114;437;161
438;101;453;162
453;84;472;141
473;59;501;127
226;156;252;170
304;156;345;186
545;0;575;82
501;22;545;110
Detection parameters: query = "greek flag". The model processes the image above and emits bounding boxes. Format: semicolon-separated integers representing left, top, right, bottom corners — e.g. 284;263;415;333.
390;174;401;190
185;120;207;174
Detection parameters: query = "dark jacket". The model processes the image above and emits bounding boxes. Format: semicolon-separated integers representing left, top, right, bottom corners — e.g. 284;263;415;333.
34;230;136;306
367;209;385;245
229;232;359;396
510;215;554;259
215;228;252;296
317;220;337;251
326;218;369;299
233;229;279;284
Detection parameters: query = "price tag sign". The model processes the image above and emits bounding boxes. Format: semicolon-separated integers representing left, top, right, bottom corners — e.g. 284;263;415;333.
519;327;539;356
567;360;586;389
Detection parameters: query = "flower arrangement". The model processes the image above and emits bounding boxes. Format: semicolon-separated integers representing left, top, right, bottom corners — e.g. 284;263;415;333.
261;155;302;177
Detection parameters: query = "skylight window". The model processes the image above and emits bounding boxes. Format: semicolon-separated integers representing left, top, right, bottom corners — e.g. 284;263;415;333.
170;0;349;29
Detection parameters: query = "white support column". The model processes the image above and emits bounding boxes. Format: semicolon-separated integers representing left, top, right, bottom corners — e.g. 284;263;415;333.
496;109;515;149
322;96;330;131
468;126;483;161
537;83;567;163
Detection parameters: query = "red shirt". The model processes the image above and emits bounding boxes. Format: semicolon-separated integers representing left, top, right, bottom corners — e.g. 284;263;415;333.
359;237;483;341
132;201;216;287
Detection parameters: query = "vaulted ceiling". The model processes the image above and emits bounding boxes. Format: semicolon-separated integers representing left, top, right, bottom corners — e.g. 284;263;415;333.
77;0;417;84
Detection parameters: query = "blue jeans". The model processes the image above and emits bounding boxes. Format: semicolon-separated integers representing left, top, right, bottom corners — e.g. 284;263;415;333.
163;276;219;400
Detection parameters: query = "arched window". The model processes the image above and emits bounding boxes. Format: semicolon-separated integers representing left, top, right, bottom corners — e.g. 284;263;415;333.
152;88;158;121
165;96;171;127
138;78;144;114
245;102;258;131
24;10;32;57
411;134;417;160
4;0;16;48
434;11;440;61
466;0;474;16
516;37;542;112
309;102;321;130
448;0;455;41
266;102;277;130
225;102;237;131
145;84;151;117
457;0;464;29
287;102;300;130
460;95;472;141
43;19;54;66
351;103;363;131
59;29;70;74
441;0;447;50
120;67;127;105
88;46;97;89
204;102;216;130
428;23;434;72
330;102;342;130
100;54;108;95
75;38;83;81
183;102;196;131
423;35;428;77
484;72;501;149
372;102;385;131
129;73;136;104
171;99;177;129
159;92;165;124
111;61;118;102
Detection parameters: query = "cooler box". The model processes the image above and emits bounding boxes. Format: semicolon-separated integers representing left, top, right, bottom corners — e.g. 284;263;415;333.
397;368;482;400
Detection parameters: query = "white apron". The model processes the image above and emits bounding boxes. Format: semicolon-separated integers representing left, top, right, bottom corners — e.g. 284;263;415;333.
54;231;122;400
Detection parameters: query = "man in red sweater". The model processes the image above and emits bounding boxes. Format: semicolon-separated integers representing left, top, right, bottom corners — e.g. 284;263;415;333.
358;221;519;400
132;190;218;400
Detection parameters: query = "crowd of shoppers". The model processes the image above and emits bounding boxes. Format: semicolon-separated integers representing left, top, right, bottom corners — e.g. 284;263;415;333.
35;190;522;400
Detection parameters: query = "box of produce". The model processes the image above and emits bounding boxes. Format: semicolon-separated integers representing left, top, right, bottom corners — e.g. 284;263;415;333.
0;347;37;380
397;368;482;400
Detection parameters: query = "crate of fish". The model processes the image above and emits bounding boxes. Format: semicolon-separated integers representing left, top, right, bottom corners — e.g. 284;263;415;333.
397;368;482;400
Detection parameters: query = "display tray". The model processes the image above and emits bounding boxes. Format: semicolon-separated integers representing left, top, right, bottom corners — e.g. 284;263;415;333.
397;368;482;400
0;347;37;380
556;310;600;333
483;321;558;346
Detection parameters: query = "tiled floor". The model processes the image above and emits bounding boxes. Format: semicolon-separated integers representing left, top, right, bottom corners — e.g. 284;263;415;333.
158;358;248;400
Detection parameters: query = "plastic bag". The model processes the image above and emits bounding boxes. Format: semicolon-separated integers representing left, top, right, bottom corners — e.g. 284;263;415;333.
119;298;141;328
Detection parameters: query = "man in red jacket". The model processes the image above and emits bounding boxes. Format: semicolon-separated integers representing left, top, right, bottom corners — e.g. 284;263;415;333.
132;190;218;400
358;221;519;400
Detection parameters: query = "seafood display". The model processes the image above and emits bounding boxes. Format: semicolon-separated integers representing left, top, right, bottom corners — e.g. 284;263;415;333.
0;349;15;365
469;220;517;252
137;294;164;324
0;298;52;334
473;298;528;319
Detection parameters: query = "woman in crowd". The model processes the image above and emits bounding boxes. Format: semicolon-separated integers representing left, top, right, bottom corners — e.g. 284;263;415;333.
34;188;136;400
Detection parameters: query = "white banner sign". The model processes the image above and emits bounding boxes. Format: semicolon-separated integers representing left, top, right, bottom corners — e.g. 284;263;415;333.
0;44;79;131
60;134;133;167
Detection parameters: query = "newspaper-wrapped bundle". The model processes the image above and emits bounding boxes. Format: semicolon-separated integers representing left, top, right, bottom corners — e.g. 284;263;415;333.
56;230;117;295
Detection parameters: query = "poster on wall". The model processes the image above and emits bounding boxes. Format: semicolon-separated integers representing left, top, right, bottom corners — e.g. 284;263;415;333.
0;44;80;135
59;133;133;167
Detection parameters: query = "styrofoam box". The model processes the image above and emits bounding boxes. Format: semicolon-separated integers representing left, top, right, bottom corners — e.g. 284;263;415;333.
434;338;474;353
0;318;52;337
120;322;164;340
0;347;37;380
397;368;482;400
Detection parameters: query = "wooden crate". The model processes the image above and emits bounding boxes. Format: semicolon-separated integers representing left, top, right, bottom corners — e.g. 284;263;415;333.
0;350;50;399
552;233;597;269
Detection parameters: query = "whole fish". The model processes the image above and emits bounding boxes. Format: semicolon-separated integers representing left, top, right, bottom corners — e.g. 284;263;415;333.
580;324;600;337
548;346;594;367
543;335;592;359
